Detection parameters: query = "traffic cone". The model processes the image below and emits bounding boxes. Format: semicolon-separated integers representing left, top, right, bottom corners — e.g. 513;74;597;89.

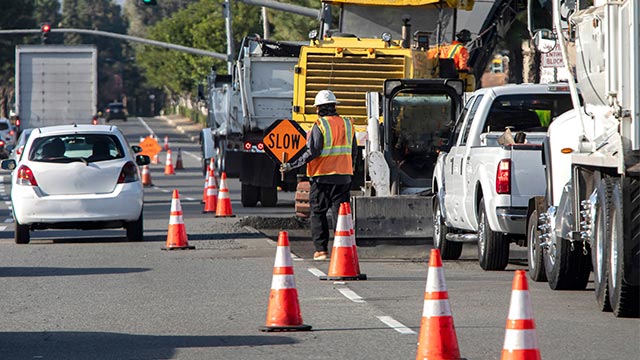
501;270;541;360
164;149;175;175
203;169;218;213
215;172;235;217
320;203;366;281
202;160;216;204
141;165;153;187
416;249;461;360
152;153;160;165
343;201;362;275
162;189;195;250
175;148;184;170
163;135;169;151
259;231;312;332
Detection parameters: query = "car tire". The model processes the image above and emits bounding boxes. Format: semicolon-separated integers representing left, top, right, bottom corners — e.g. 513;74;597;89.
433;197;462;260
15;220;30;244
477;198;509;271
260;186;278;207
527;209;547;282
126;211;144;242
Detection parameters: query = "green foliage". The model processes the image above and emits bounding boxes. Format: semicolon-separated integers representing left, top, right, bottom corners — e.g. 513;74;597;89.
267;0;322;41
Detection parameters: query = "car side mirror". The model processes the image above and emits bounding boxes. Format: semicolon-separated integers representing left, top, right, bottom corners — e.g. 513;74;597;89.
136;155;150;166
1;159;16;171
131;145;142;153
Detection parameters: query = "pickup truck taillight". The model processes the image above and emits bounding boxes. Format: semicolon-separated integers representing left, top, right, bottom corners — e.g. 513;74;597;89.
17;165;38;186
495;159;511;194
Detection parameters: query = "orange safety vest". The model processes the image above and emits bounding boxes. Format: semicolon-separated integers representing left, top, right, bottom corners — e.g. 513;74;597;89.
439;41;469;71
306;115;355;178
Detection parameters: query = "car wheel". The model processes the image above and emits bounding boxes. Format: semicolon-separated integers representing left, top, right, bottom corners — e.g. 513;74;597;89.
433;197;462;260
477;198;509;270
527;209;547;282
126;211;144;242
260;186;278;207
15;220;30;244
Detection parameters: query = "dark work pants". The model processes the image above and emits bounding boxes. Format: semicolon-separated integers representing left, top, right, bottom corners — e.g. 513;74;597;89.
309;181;351;252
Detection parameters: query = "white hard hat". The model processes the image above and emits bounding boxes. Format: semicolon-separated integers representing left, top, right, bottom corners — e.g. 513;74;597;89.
313;90;339;106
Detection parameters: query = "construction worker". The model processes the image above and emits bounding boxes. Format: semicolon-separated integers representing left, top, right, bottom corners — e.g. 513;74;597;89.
280;90;357;261
439;29;472;72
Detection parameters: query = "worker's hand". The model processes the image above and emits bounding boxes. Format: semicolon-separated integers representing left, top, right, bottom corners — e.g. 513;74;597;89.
280;162;293;173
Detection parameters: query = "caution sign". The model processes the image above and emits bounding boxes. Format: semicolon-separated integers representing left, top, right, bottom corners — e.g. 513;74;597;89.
263;119;307;164
138;136;162;158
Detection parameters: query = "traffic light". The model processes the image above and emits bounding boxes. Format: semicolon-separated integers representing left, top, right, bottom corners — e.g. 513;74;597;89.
41;23;51;44
141;0;157;5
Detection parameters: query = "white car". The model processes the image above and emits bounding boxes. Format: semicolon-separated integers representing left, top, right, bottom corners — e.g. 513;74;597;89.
1;125;150;244
0;117;17;150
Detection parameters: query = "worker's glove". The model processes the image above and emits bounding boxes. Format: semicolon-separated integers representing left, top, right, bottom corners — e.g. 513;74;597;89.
280;162;293;173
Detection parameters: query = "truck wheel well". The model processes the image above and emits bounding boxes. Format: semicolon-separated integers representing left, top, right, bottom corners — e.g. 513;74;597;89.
475;183;483;219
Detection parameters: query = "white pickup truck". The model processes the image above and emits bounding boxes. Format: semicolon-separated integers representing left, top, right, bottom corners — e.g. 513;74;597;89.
432;84;575;270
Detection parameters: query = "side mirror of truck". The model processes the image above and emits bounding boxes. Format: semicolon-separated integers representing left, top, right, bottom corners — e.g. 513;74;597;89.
532;29;557;54
1;159;16;171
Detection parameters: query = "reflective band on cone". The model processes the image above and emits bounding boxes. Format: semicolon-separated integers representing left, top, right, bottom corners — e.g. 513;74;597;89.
320;203;366;281
162;189;195;250
501;270;541;360
164;149;175;175
203;169;218;213
415;249;461;360
259;231;312;332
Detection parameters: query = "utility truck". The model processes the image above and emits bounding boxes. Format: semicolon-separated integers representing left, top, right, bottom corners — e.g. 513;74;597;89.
14;45;98;133
526;0;639;317
432;83;575;270
200;36;301;207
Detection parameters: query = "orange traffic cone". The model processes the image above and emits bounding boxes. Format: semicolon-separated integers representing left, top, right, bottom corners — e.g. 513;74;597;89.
162;189;195;250
259;231;312;332
416;249;461;360
164;149;175;175
152;153;160;165
343;201;362;275
320;203;366;281
163;135;169;151
501;270;541;360
215;172;235;217
175;148;184;170
202;160;216;204
203;169;218;213
141;165;153;187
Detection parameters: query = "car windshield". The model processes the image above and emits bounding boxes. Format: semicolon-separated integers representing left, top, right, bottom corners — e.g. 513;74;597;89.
29;134;124;163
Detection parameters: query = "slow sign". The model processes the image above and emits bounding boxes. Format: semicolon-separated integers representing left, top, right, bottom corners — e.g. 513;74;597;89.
263;119;307;164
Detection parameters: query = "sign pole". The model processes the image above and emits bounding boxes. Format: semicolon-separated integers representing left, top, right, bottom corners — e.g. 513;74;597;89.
281;152;288;181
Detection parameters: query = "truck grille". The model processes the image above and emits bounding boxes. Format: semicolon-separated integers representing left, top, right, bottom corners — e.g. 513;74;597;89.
304;53;405;123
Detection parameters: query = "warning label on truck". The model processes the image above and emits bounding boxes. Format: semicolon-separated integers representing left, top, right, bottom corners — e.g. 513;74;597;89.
263;119;308;164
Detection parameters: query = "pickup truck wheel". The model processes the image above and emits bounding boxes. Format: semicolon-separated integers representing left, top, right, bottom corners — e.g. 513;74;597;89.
433;199;462;260
15;220;30;244
608;177;639;317
241;183;259;207
477;198;509;270
260;186;278;207
527;209;547;282
592;178;612;311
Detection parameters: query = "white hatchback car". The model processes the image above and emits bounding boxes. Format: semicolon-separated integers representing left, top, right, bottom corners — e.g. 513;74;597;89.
1;124;150;244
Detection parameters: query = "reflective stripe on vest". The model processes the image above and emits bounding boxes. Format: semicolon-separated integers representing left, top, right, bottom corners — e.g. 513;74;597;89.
447;44;462;59
306;115;354;177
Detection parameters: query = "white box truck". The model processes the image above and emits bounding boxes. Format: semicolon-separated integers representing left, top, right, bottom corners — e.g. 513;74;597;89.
15;45;98;132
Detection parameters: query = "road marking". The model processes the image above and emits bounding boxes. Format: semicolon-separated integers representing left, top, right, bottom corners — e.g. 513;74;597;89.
184;197;196;201
4;218;13;223
376;316;416;334
183;149;202;161
0;226;6;231
137;117;156;137
337;287;366;303
308;268;326;277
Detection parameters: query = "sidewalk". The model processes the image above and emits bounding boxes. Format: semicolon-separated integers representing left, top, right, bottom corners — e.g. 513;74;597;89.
158;114;204;143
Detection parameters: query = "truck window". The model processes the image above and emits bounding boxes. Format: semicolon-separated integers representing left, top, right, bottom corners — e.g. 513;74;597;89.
484;94;574;133
451;96;474;145
459;95;484;146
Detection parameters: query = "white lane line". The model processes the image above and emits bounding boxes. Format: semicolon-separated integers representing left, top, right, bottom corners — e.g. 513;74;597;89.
184;197;196;201
308;268;326;277
376;316;416;334
183;150;202;161
0;226;6;231
337;287;366;303
137;117;156;137
4;218;13;223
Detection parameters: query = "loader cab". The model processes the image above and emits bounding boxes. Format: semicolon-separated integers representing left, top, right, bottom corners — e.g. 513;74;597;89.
382;79;464;193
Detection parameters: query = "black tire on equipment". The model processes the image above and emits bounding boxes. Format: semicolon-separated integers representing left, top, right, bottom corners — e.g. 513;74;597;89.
15;220;30;244
241;183;259;207
260;186;278;207
592;177;612;311
432;198;462;260
608;177;640;317
527;209;547;282
126;211;144;242
477;198;509;270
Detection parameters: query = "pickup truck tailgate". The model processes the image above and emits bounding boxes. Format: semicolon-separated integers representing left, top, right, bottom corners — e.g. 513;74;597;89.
510;144;546;207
